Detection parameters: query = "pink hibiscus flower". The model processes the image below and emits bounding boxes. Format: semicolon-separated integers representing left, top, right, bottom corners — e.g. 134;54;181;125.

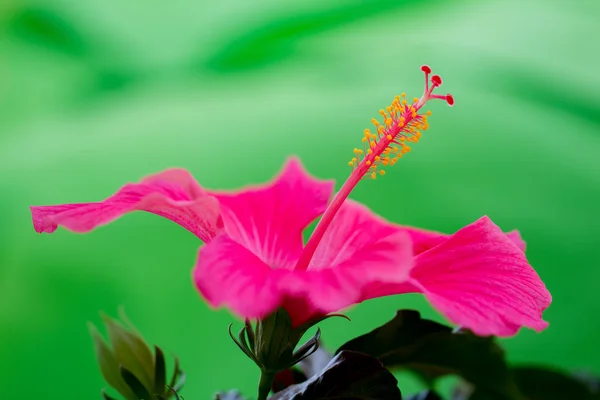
31;66;550;337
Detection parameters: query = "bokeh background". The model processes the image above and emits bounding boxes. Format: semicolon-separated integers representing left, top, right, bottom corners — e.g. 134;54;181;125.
1;0;599;398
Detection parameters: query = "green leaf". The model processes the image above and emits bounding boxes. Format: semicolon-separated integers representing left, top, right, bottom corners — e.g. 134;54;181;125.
102;312;155;393
574;372;600;398
272;341;333;393
289;328;321;366
89;322;137;400
510;366;597;400
336;310;518;400
154;346;166;395
269;350;401;399
101;389;120;400
121;366;153;400
168;356;186;394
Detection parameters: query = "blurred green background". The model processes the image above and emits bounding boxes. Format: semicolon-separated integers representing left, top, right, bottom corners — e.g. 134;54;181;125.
1;0;599;398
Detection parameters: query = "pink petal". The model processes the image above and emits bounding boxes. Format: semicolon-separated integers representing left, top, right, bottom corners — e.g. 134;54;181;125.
194;199;414;327
396;224;527;254
194;234;280;318
409;216;551;336
30;169;222;242
505;230;527;251
211;157;334;270
301;199;413;309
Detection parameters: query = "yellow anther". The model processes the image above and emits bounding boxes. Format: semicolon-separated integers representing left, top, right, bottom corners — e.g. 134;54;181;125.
371;172;376;179
352;88;438;174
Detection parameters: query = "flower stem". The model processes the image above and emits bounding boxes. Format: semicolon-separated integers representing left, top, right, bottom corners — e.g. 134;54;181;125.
294;168;362;271
257;370;275;400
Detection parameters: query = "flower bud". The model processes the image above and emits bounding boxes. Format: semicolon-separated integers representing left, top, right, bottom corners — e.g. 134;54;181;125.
89;309;185;400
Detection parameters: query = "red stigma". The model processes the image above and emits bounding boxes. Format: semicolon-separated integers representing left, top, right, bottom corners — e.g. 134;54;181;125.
431;75;442;86
421;65;432;74
445;94;454;106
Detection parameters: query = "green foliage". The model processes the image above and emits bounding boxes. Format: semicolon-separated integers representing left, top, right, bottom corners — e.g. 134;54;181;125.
269;351;401;400
336;310;519;399
89;310;184;400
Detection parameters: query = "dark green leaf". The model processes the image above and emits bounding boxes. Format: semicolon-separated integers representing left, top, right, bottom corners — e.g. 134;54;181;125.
290;328;321;366
89;322;137;400
121;366;152;400
229;323;258;365
102;389;120;400
336;310;518;400
405;390;443;400
269;350;401;399
169;356;186;392
511;366;596;400
574;372;600;398
245;319;256;351
154;346;166;395
272;340;333;393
